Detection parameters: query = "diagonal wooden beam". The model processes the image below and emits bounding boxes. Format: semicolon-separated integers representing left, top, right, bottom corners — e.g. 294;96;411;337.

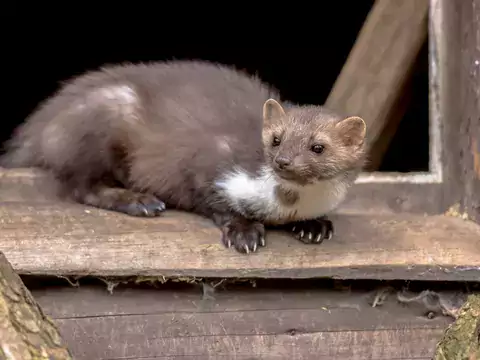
326;0;429;170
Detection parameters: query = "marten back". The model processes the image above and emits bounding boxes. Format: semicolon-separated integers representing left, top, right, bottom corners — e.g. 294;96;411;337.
1;61;279;205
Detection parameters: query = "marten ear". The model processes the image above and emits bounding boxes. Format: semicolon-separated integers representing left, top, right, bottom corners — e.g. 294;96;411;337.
335;116;367;148
263;99;286;126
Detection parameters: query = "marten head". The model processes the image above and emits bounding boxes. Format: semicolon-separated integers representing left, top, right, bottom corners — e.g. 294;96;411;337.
262;99;367;185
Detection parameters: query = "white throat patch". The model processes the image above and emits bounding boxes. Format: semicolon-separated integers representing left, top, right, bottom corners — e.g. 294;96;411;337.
215;166;349;224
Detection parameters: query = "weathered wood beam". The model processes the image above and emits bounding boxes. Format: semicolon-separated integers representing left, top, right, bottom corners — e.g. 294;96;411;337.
1;201;480;281
30;285;454;360
0;252;73;360
436;0;480;224
434;294;480;360
326;0;429;170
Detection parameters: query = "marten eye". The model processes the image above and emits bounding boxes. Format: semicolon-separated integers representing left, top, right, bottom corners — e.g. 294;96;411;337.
272;136;281;147
311;144;325;154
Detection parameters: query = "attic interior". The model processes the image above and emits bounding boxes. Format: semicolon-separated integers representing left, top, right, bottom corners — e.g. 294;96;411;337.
3;1;429;172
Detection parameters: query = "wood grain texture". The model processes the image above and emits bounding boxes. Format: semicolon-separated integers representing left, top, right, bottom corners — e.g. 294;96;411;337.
55;327;444;360
326;0;429;166
1;201;480;280
0;252;73;360
30;285;453;360
437;0;480;224
342;181;443;215
30;285;456;324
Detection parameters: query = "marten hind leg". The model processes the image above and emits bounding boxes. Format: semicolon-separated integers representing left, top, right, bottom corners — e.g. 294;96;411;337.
54;158;166;217
53;167;167;217
76;185;166;217
42;87;167;217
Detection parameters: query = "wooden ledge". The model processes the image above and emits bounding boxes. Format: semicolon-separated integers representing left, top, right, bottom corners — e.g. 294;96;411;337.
0;167;446;214
1;202;480;281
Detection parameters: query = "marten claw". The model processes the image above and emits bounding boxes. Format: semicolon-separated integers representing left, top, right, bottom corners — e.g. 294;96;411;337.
325;229;333;241
220;218;265;254
116;201;166;217
113;194;166;217
260;237;266;247
288;217;334;245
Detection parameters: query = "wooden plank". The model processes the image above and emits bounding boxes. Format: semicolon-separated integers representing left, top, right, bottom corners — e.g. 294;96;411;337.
436;0;480;224
83;358;431;360
30;285;455;326
1;201;480;280
0;252;73;360
53;325;444;360
76;358;433;360
342;181;443;214
325;0;429;168
362;68;414;172
0;167;446;214
30;285;452;360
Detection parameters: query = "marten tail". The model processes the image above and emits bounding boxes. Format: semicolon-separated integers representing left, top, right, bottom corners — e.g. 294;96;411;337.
0;124;41;168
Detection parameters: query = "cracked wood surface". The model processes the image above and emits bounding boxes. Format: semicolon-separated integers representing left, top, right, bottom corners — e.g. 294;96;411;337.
1;200;480;280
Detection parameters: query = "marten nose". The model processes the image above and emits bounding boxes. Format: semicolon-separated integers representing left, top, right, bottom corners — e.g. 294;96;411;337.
275;156;292;169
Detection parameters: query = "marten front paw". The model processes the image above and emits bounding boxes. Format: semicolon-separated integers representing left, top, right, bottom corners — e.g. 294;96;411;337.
113;192;166;217
221;218;266;254
289;217;334;244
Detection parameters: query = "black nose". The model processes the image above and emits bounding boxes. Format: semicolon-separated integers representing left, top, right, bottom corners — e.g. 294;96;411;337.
275;156;291;169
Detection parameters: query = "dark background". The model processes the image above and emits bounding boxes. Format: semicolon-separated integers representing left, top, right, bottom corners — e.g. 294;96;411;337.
1;2;429;172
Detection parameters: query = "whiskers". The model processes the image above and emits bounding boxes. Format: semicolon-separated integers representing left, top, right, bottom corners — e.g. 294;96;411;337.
261;168;276;185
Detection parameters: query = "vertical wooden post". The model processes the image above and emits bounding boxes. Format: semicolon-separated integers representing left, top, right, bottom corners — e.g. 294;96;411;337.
438;0;480;224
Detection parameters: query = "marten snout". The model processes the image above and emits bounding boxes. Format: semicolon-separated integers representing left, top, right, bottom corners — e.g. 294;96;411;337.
274;156;292;170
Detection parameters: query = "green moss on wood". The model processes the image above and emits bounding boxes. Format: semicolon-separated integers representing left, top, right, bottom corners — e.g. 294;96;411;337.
434;294;480;360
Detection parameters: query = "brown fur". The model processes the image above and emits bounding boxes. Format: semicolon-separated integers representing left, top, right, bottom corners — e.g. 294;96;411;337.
262;99;366;184
274;185;300;206
1;61;273;211
0;60;366;253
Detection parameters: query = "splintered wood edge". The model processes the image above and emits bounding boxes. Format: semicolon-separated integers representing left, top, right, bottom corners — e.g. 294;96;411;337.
16;265;480;282
1;202;480;281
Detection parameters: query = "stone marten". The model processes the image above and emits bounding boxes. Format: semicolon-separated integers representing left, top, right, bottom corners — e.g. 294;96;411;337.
1;60;367;253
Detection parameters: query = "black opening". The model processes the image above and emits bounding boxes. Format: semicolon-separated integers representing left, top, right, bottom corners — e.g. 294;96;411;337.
3;2;429;172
